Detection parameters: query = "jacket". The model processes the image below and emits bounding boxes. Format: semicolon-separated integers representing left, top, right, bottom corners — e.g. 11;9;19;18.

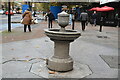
22;11;32;25
46;12;55;21
80;12;88;21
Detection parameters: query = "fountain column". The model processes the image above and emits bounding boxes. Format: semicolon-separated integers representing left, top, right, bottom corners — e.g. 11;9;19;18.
47;40;73;71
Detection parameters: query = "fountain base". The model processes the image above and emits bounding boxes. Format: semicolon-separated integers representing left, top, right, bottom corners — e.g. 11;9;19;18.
46;57;73;72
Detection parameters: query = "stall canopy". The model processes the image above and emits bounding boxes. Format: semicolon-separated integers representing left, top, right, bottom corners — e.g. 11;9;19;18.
88;7;101;11
96;6;114;11
89;6;114;11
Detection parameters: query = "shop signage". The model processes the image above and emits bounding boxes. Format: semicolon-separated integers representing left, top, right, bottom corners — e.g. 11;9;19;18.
100;0;120;4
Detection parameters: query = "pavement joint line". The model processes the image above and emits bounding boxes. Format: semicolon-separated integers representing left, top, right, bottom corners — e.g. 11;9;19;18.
29;63;47;78
30;71;45;78
2;58;46;64
29;61;47;78
29;63;33;72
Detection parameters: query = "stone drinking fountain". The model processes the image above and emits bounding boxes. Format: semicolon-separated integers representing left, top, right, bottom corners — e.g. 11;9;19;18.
30;11;92;78
44;11;81;72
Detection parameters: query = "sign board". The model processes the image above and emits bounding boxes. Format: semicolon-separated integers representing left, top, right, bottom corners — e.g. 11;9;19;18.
22;4;29;13
62;5;67;8
1;0;100;2
100;0;120;4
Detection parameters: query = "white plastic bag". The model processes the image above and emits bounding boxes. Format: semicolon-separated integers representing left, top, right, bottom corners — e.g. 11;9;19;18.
34;19;38;24
20;19;23;23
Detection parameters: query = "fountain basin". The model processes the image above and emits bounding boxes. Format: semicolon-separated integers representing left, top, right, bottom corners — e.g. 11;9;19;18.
44;29;81;41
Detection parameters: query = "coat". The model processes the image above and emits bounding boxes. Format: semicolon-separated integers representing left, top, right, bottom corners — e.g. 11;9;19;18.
22;11;32;25
46;12;55;21
80;12;88;21
92;13;97;19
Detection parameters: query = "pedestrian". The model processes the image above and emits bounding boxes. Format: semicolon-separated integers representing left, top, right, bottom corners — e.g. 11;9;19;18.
80;10;88;31
115;13;119;27
99;16;104;32
22;9;32;32
46;10;55;28
69;8;73;25
92;11;97;26
32;10;36;17
72;12;75;30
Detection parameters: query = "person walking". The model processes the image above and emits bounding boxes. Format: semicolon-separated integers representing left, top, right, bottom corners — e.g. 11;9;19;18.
22;9;32;32
72;12;75;30
32;10;36;17
99;16;104;32
92;11;97;26
80;10;88;31
69;8;73;25
46;10;55;28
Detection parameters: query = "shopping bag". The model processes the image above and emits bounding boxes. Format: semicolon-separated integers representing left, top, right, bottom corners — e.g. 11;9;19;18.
34;19;38;24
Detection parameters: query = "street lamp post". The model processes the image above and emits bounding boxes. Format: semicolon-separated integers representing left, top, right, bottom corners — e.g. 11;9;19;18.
8;1;11;32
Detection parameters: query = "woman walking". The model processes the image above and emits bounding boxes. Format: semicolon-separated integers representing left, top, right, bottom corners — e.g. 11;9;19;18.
22;9;32;32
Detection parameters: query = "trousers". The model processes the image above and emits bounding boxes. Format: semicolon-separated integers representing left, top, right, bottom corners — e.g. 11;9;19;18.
48;20;52;28
24;25;31;32
81;21;87;31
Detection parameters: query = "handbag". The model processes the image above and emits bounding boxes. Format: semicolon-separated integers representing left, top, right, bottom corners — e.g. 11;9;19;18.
20;19;23;23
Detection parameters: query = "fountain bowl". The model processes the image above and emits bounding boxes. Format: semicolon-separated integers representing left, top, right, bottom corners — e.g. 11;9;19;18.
44;29;81;41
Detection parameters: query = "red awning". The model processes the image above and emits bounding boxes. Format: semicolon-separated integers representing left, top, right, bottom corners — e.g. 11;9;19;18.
88;6;114;12
96;6;114;11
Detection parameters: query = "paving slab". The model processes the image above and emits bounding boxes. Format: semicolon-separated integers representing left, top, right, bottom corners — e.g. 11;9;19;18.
100;55;118;69
2;37;52;63
2;61;41;78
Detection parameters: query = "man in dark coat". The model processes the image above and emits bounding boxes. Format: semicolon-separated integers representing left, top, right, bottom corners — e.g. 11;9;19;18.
46;11;55;28
80;10;88;31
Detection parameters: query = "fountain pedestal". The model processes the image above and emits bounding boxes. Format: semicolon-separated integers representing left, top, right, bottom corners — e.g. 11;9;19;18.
47;40;73;71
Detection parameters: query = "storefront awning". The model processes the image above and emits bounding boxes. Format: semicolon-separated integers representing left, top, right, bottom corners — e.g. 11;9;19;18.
1;0;100;2
100;0;120;4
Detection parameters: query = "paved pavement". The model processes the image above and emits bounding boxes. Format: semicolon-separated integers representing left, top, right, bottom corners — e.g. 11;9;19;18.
0;20;119;79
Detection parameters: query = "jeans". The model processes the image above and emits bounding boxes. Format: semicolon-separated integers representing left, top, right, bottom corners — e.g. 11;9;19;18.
93;19;96;26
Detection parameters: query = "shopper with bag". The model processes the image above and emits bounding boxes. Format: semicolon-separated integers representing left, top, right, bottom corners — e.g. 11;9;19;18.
22;9;32;32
